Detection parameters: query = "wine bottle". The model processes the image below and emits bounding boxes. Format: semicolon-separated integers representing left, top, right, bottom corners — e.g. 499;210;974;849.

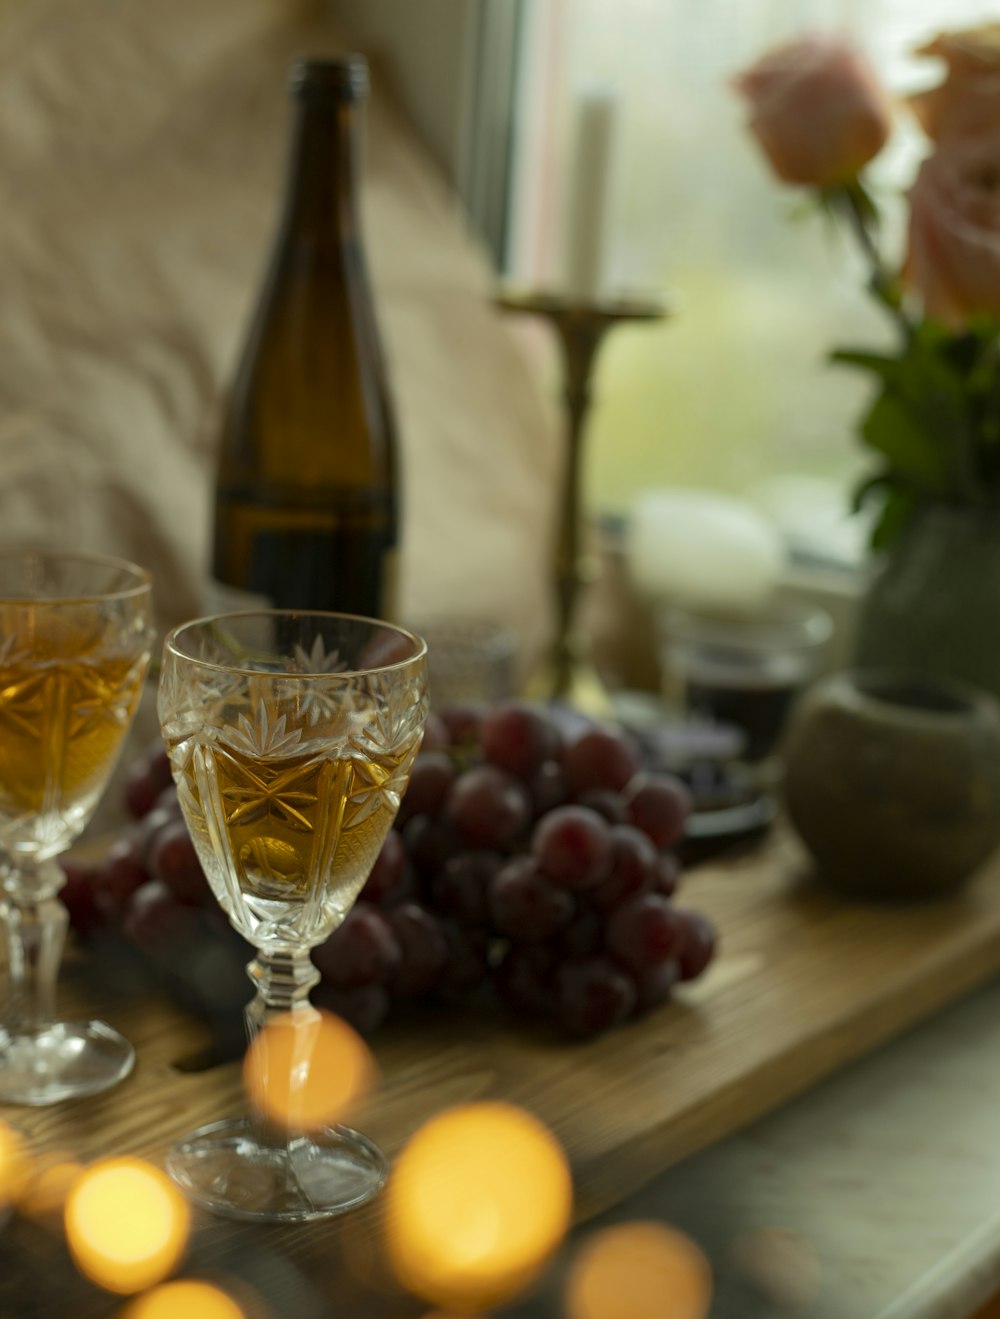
211;56;399;619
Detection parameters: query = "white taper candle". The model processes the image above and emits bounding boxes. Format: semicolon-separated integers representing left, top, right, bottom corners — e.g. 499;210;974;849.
563;87;617;302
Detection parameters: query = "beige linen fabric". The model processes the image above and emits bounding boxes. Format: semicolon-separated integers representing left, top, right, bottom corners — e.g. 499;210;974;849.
0;0;559;671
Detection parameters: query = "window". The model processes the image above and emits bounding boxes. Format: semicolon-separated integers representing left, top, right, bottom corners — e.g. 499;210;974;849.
502;0;1000;562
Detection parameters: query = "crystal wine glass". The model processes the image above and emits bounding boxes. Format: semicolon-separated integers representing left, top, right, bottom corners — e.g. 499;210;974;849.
157;611;428;1221
0;551;153;1105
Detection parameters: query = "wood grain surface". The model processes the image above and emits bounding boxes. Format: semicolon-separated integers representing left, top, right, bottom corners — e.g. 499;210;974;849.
11;825;1000;1232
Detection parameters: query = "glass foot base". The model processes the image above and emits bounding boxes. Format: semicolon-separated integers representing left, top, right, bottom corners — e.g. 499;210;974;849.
166;1117;388;1222
0;1019;135;1105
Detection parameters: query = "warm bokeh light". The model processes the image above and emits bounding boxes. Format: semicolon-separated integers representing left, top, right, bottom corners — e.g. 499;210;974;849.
119;1278;248;1319
0;1120;31;1210
386;1101;573;1312
242;1007;375;1131
65;1157;191;1295
565;1221;712;1319
18;1150;84;1223
730;1225;822;1312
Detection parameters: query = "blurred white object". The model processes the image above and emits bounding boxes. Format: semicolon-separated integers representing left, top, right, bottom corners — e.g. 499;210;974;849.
625;488;785;611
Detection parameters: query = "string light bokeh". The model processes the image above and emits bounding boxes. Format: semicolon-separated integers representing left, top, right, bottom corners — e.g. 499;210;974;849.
242;1007;376;1132
118;1278;250;1319
386;1101;573;1312
565;1220;712;1319
65;1157;191;1295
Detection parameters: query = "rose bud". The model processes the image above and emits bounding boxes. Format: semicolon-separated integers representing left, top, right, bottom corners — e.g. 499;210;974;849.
733;33;892;187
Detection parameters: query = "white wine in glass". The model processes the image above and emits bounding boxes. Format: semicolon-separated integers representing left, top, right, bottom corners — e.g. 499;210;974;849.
158;610;428;1221
0;552;153;1105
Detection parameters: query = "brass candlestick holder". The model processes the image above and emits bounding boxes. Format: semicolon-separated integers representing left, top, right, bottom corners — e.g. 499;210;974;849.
496;288;671;715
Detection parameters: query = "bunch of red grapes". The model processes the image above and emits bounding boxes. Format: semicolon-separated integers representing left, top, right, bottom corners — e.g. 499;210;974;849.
61;702;717;1040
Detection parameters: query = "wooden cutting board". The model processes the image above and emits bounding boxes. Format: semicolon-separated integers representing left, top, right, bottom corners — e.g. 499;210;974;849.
17;825;1000;1224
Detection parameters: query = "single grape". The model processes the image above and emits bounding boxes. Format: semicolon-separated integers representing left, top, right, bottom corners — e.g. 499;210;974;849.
123;764;161;821
421;710;451;752
493;944;555;1016
528;760;570;820
622;773;692;849
553;956;636;1037
138;803;183;866
403;814;463;884
489;856;575;943
360;829;409;906
605;893;685;976
561;726;640;797
147;819;207;906
439;704;485;747
123;879;195;952
98;833;150;911
653;851;681;899
633;958;680;1014
445;764;532;851
386;903;449;997
431;850;500;926
122;742;175;819
532;805;612;890
398;751;456;824
312;903;402;988
589;824;657;911
314;982;390;1036
574;789;628;826
480;701;560;781
676;909;717;982
60;864;109;938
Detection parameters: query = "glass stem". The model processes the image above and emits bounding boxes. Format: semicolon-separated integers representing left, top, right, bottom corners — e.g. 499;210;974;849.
244;948;320;1145
245;947;320;1036
0;859;68;1037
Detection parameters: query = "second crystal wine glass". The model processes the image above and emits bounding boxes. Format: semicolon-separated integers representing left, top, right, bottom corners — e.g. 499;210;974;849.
157;611;428;1220
0;551;153;1105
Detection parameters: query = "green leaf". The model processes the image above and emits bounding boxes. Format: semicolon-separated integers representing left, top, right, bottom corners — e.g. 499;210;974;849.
869;484;919;551
831;348;899;383
859;391;953;491
838;321;982;498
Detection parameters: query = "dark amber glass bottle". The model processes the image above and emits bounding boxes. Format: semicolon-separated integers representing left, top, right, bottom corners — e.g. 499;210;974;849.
212;56;399;618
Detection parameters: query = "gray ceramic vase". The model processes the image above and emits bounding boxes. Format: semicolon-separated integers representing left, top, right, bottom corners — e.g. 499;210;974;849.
782;669;1000;900
854;504;1000;702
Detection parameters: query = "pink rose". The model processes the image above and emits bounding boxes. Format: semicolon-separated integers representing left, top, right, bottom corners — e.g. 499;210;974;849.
904;134;1000;325
909;25;1000;142
733;34;892;187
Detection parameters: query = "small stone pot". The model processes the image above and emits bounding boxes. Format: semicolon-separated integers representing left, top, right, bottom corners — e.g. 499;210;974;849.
782;669;1000;900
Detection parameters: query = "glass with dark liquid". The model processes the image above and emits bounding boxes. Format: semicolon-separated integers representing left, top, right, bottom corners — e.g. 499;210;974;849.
660;600;833;766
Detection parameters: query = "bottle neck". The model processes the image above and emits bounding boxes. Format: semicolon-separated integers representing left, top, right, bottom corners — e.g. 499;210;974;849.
280;95;362;243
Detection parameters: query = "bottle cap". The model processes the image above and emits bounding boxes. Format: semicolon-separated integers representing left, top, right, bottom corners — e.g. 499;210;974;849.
290;56;369;102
